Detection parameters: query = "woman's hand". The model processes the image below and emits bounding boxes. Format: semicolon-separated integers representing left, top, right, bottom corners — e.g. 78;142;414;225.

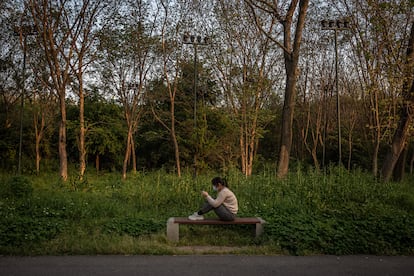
201;191;209;197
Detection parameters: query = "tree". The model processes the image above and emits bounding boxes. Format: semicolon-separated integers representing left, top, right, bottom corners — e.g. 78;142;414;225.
97;1;157;179
31;84;57;174
341;0;412;177
84;90;124;173
0;1;23;169
149;0;188;177
213;0;279;176
69;0;105;179
381;22;414;182
28;0;90;180
245;0;310;178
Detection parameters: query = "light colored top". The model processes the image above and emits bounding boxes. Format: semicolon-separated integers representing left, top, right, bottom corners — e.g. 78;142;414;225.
206;187;238;214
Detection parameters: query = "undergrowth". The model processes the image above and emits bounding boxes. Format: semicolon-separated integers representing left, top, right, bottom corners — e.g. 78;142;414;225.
0;166;413;255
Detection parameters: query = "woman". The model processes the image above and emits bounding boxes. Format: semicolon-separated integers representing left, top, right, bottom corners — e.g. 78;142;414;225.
188;177;238;221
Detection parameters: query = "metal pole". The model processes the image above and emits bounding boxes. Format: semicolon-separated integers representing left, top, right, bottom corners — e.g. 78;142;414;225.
183;34;209;177
193;44;198;177
321;19;350;166
18;35;28;175
334;29;342;165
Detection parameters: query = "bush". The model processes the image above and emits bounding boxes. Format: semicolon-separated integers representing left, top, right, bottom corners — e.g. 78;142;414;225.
3;176;33;198
0;216;65;247
103;217;164;236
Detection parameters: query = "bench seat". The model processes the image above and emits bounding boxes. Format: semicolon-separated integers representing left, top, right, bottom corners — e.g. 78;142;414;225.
166;217;266;242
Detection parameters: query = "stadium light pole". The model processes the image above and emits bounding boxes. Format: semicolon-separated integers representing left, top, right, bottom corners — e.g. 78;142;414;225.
321;18;350;165
14;24;37;175
183;33;210;177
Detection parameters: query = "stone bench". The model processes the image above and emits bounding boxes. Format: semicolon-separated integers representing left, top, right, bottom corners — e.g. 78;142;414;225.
166;217;266;242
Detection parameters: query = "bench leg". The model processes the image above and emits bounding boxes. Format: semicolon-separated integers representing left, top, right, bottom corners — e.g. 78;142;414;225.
167;218;179;242
255;223;264;237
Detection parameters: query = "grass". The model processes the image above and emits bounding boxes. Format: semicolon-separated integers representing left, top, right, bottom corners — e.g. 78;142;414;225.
0;166;413;255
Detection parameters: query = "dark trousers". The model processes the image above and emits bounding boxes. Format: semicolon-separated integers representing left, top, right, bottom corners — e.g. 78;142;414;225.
199;201;235;221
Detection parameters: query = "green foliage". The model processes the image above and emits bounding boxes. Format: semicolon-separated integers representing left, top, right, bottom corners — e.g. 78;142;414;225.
0;168;413;255
2;176;33;198
0;216;65;247
103;217;164;236
265;208;414;255
254;166;414;255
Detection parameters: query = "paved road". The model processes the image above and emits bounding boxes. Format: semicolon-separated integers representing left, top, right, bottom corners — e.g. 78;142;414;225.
1;255;413;276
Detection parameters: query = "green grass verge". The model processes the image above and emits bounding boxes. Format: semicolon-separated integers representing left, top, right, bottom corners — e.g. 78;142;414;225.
0;166;413;255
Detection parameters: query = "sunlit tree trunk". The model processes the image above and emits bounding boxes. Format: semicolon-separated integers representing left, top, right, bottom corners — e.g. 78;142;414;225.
29;0;94;181
33;111;44;174
78;63;86;179
122;123;133;180
58;92;68;181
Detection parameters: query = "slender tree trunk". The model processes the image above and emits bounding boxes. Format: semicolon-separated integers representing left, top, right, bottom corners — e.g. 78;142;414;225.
347;125;353;171
240;126;246;175
131;136;137;174
34;122;43;174
78;64;86;179
122;126;133;180
372;137;380;177
372;86;381;177
170;99;181;177
33;106;45;174
95;153;99;175
59;93;68;181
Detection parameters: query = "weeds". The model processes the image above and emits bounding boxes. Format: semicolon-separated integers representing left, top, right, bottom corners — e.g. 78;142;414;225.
0;167;413;255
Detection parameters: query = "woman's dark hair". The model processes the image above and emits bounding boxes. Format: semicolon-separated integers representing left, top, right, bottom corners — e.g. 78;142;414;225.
211;177;228;187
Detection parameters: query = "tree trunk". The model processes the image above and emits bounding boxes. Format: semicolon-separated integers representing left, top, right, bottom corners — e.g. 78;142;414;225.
59;93;68;181
78;66;86;180
95;153;99;175
372;137;380;177
278;58;298;178
122;127;132;180
380;103;413;181
33;107;45;175
393;145;407;182
240;126;246;175
131;136;137;174
371;86;381;177
170;100;181;177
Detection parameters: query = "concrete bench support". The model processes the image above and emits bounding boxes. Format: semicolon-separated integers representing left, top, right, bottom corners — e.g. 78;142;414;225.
166;217;266;242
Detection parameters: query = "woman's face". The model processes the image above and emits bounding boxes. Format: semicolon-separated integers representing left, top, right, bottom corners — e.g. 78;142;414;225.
214;183;224;191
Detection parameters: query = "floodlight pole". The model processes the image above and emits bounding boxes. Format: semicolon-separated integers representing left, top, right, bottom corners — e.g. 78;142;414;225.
183;34;209;177
14;25;36;175
321;19;350;166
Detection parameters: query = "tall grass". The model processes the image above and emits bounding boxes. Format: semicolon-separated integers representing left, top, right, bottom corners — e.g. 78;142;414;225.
0;167;413;255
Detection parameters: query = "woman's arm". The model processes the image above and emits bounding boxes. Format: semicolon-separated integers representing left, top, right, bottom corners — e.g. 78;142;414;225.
205;190;226;208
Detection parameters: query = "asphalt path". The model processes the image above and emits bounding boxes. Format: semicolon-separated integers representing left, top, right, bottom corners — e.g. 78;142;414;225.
1;255;413;276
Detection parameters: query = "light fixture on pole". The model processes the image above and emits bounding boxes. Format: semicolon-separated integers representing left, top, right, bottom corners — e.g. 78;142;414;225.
321;18;351;165
183;33;209;177
14;24;37;175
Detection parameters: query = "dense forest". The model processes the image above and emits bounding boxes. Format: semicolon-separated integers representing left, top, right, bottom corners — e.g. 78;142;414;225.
1;0;413;181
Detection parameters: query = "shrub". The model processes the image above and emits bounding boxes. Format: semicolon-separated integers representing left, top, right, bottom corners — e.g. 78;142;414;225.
0;216;65;247
3;176;33;198
103;217;164;236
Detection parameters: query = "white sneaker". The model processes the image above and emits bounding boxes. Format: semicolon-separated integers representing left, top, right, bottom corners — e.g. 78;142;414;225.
188;212;204;220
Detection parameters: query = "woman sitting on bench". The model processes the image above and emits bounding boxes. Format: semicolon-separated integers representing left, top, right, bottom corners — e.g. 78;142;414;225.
188;177;238;221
